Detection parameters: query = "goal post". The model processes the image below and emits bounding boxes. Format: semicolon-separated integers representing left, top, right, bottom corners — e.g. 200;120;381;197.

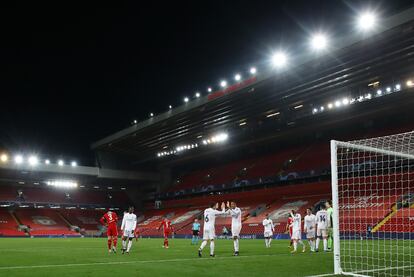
330;131;414;277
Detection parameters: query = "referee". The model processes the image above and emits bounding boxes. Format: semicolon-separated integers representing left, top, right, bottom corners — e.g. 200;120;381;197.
191;218;201;245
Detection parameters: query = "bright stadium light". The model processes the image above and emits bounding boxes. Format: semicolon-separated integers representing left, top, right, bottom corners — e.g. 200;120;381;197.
342;98;349;105
58;160;64;166
328;103;333;109
357;11;377;31
45;159;50;165
195;92;201;98
207;87;212;93
71;161;77;167
250;67;257;74
46;180;78;189
310;33;328;51
150;113;154;117
271;51;287;68
377;89;382;95
14;155;23;164
234;74;241;81
220;80;227;88
386;87;391;93
320;106;325;112
335;100;342;108
0;154;8;163
184;97;189;103
28;156;39;166
169;105;172;109
407;80;413;87
395;84;401;91
133;119;137;124
313;108;318;113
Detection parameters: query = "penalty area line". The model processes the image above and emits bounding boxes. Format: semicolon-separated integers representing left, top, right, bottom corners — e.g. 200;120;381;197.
0;253;285;270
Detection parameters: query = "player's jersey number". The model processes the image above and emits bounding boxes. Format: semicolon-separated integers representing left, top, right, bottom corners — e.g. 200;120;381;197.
205;215;209;222
320;215;326;222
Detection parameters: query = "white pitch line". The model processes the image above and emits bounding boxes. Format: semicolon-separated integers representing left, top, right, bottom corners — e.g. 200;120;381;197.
0;254;279;270
304;273;334;277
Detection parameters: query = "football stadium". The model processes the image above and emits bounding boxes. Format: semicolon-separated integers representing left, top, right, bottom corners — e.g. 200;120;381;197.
0;3;413;277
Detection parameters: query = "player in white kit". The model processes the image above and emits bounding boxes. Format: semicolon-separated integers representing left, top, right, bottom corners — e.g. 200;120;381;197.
290;210;305;253
262;214;274;248
121;206;137;254
304;208;317;252
315;206;330;252
198;202;226;257
226;201;242;256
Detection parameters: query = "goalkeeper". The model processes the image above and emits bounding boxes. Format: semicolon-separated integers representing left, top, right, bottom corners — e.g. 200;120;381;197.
325;201;333;251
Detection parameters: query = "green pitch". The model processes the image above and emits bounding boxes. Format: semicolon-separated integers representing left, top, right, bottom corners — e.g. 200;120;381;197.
0;238;334;277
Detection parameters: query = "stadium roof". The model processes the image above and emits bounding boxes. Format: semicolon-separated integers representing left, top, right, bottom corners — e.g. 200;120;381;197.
92;7;414;163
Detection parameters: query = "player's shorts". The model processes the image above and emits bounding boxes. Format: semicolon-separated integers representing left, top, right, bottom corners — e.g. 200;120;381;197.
264;231;273;238
231;225;241;238
317;228;328;237
291;229;301;240
163;230;171;238
107;225;118;237
123;229;135;238
306;229;316;239
203;227;216;240
192;230;199;236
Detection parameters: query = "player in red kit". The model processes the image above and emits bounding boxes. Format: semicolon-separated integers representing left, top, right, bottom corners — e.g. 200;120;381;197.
286;214;294;248
158;217;174;248
100;210;119;254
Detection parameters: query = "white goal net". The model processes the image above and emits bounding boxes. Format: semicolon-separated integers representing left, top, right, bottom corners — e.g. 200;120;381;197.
330;131;414;277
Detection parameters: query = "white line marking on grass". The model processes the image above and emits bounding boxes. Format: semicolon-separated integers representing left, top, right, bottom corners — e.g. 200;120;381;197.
0;253;292;270
305;265;414;277
305;273;334;277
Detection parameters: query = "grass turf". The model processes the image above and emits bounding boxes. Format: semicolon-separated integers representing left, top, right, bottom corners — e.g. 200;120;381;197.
0;238;333;277
0;238;334;277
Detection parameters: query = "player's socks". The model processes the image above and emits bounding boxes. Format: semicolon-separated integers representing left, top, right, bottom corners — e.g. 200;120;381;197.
191;236;195;245
316;238;320;251
210;241;215;256
293;241;297;252
122;240;127;250
323;238;328;251
233;239;239;252
127;240;133;252
107;238;112;250
199;240;207;251
269;238;272;247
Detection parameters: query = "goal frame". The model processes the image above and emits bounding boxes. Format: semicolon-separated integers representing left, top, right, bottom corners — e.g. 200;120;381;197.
330;139;414;276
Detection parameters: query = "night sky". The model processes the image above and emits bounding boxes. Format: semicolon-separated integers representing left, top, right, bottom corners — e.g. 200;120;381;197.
0;1;412;165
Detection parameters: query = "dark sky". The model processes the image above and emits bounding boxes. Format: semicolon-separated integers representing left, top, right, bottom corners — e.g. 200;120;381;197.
0;1;412;165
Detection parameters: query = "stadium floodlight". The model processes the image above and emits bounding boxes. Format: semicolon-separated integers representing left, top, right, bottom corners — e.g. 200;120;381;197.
234;74;241;81
320;106;325;112
342;98;349;105
395;84;401;91
14;155;23;164
250;67;257;74
335;100;342;108
376;89;382;95
45;159;50;165
0;154;8;163
406;80;413;87
71;161;77;167
312;108;318;113
310;33;328;51
133;119;137;124
169;105;172;109
386;87;391;93
58;160;64;166
271;51;288;68
184;97;189;103
239;121;247;126
357;11;377;31
46;180;78;189
220;80;227;88
150;113;154;117
195;92;201;98
28;156;38;166
365;93;372;99
207;87;212;92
